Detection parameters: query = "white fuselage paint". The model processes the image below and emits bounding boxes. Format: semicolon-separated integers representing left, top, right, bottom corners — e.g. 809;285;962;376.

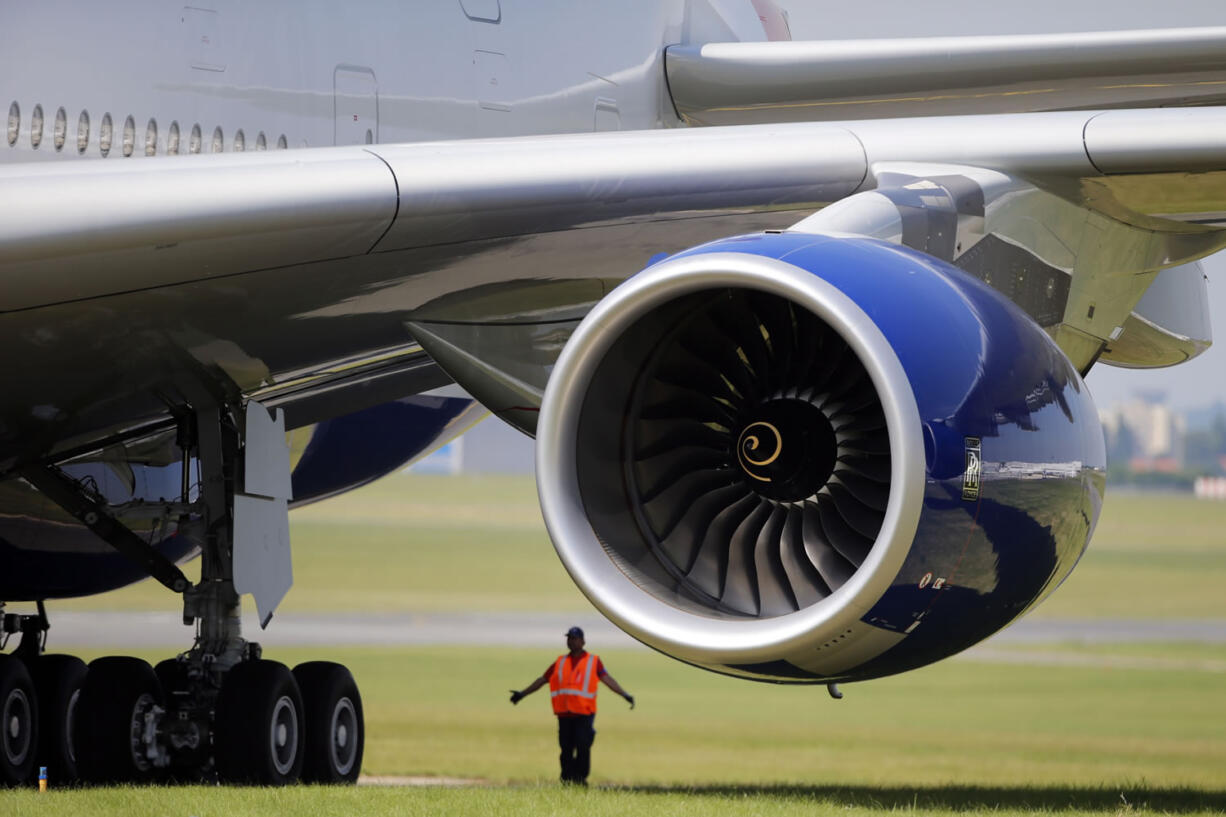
0;0;773;164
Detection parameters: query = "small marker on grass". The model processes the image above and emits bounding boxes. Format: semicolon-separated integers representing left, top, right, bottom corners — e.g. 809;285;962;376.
38;766;47;792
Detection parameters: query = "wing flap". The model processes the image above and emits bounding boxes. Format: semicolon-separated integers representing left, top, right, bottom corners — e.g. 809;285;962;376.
667;28;1226;125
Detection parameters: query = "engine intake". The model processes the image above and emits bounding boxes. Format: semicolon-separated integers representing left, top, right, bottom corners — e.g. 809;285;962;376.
576;284;906;620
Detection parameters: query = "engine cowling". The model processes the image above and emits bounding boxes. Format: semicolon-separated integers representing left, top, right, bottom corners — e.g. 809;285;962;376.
536;232;1105;683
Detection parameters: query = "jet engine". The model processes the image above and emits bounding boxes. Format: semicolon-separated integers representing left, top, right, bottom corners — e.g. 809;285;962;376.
536;232;1106;683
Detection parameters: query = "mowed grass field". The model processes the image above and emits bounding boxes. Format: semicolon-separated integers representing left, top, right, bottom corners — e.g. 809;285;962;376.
9;474;1225;815
51;474;1226;619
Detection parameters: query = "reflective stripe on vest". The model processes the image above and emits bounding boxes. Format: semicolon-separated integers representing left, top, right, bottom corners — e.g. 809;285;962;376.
548;652;600;715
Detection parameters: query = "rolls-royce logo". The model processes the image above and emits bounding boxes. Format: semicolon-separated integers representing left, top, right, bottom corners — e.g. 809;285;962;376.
963;436;982;501
737;421;782;482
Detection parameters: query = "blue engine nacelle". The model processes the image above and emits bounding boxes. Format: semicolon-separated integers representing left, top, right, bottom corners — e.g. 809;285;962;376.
536;232;1105;683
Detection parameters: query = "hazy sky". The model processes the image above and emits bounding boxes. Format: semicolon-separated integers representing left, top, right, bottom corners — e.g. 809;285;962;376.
777;2;1226;410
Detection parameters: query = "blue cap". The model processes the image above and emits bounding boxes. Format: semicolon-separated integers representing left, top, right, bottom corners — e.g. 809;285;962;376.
565;626;584;638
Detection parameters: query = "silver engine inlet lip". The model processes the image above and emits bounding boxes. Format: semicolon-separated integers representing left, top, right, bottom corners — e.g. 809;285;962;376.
536;250;925;665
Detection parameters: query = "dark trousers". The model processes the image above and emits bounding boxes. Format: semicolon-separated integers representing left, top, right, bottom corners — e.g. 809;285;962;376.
556;714;596;784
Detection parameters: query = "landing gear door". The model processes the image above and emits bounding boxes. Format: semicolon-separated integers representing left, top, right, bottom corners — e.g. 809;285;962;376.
233;402;293;628
334;65;378;145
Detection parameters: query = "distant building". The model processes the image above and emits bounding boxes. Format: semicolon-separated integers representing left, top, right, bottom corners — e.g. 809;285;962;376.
1194;476;1226;500
1099;391;1187;470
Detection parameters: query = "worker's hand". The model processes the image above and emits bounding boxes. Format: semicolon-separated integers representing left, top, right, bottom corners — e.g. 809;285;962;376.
509;689;524;705
624;693;635;710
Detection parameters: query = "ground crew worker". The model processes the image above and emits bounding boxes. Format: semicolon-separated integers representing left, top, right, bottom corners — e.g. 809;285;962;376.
508;626;635;785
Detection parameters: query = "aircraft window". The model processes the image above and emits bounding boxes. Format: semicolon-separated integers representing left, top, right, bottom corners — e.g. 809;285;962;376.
8;101;19;146
233;129;245;152
53;107;66;151
255;131;266;150
189;123;202;154
277;134;287;149
122;115;136;157
77;110;89;154
167;121;180;155
211;126;223;153
30;104;43;149
145;118;158;156
99;112;113;157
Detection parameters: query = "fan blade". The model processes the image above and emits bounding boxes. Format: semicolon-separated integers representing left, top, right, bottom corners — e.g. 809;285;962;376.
685;493;759;600
656;482;754;574
837;452;891;482
641;468;740;538
832;469;891;512
778;506;828;608
753;504;798;616
802;502;855;590
721;499;773;615
815;495;874;566
633;418;727;460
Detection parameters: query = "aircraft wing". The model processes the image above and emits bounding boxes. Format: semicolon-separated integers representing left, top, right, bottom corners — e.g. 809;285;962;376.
2;106;1226;465
666;27;1226;124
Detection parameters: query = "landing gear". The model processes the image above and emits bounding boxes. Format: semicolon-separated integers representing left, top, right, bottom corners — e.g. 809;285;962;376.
294;662;364;783
215;660;305;785
0;654;36;786
4;396;365;786
29;654;86;784
76;657;165;784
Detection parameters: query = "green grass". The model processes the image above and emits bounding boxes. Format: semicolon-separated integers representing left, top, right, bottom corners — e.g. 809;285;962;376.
54;643;1226;789
8;642;1226;814
4;783;1225;817
50;474;1226;619
1030;492;1226;620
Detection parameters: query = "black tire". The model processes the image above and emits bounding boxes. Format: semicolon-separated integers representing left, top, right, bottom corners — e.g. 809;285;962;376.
293;662;364;784
75;657;164;785
214;660;304;785
29;654;86;786
0;654;38;786
153;658;188;699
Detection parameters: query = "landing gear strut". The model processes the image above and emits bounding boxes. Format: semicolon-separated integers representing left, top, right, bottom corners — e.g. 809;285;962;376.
3;395;364;786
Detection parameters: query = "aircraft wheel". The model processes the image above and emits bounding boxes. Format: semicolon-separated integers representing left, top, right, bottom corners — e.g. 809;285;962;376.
293;661;364;783
153;658;186;698
0;654;37;786
215;659;304;785
76;657;164;784
30;654;86;785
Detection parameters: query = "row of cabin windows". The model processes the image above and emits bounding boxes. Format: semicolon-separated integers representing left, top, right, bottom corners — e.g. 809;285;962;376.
7;101;290;156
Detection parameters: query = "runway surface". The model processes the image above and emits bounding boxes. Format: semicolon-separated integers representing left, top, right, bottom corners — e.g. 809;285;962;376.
37;610;1226;665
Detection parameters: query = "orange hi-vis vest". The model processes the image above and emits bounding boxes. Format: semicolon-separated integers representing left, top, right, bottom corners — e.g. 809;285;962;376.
549;652;600;715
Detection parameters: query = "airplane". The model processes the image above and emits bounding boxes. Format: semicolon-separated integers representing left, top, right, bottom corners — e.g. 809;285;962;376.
1;0;1223;788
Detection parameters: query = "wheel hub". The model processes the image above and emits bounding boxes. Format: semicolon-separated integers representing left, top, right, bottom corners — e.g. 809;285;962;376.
330;697;358;775
128;692;158;772
269;695;299;776
65;688;81;764
3;688;31;766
